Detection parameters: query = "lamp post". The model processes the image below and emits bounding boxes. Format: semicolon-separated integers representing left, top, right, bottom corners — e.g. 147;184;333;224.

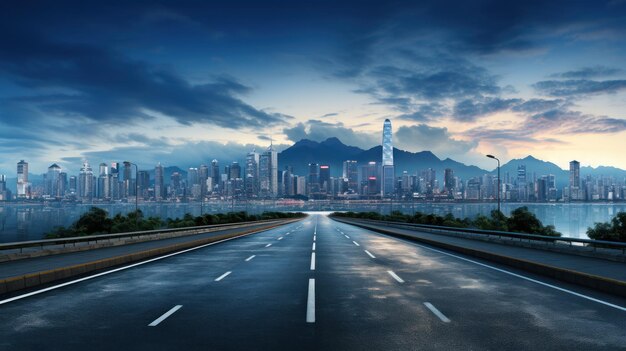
486;155;501;214
123;161;139;227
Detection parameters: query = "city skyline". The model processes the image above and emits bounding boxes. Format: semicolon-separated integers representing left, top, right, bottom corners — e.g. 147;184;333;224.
2;118;624;203
1;1;626;174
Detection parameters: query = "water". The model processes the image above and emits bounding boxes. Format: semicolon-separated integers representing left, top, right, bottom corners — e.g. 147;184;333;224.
0;201;625;243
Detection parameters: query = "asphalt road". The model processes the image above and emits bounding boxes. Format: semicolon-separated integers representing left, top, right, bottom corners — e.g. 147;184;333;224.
1;214;625;350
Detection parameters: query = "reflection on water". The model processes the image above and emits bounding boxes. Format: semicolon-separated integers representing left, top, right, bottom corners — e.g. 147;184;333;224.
0;201;625;243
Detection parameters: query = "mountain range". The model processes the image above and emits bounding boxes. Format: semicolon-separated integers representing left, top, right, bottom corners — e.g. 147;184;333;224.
278;138;626;188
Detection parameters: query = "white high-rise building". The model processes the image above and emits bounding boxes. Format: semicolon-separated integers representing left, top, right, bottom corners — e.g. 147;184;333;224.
382;119;395;197
17;160;30;199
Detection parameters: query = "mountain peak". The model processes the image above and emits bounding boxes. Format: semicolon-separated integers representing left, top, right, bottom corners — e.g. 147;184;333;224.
291;139;319;148
320;137;345;147
522;155;540;161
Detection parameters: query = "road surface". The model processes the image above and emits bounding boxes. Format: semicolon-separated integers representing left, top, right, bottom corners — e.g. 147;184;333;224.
1;214;625;350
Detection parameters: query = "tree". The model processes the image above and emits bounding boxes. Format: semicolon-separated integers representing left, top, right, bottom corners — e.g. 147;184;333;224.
587;212;626;242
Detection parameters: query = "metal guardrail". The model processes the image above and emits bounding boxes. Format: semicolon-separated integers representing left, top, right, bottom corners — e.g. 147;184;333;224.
334;217;626;253
0;219;289;253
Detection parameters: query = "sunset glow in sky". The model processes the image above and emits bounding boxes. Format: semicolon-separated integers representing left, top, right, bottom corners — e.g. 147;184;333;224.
1;1;626;173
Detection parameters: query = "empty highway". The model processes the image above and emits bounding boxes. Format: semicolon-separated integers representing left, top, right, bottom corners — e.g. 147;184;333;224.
1;214;625;350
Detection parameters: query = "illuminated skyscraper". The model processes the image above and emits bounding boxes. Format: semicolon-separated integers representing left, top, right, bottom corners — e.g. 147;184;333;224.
381;119;395;197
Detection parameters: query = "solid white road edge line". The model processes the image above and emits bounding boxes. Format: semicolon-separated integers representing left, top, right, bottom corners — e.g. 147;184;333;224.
310;252;316;270
245;255;256;262
215;271;232;281
387;270;405;283
0;228;279;306
424;302;451;323
148;305;183;327
306;278;315;323
364;250;376;259
412;240;626;312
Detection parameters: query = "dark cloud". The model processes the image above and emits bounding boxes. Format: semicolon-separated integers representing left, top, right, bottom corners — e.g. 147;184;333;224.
549;66;622;79
0;26;289;129
395;125;478;155
532;79;626;97
511;99;567;113
453;98;522;122
320;113;339;118
526;109;626;134
396;103;449;122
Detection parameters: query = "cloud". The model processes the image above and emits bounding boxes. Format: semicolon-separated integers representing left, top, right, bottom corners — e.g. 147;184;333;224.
0;26;289;129
532;79;626;97
395;124;478;155
453;98;522;122
526;109;626;134
463;108;626;145
396;103;449;122
549;66;622;79
283;120;378;149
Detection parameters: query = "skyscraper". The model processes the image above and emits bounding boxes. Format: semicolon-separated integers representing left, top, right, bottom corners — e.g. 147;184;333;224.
319;165;330;193
444;168;455;194
230;162;241;180
210;159;220;194
569;160;580;188
199;164;209;198
155;163;165;200
45;163;62;198
16;160;29;199
342;160;358;194
308;163;320;195
97;163;110;200
245;149;260;198
517;165;527;201
569;160;581;201
382;119;395;197
78;160;95;201
259;143;278;197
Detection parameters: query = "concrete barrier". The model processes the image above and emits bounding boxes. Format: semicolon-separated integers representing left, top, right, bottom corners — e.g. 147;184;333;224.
335;217;626;298
0;219;301;296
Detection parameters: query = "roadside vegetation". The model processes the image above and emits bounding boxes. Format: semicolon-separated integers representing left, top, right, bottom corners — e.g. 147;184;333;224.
45;207;306;239
587;212;626;242
331;206;561;237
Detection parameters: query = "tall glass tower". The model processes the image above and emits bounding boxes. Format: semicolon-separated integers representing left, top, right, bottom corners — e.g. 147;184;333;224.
382;119;395;197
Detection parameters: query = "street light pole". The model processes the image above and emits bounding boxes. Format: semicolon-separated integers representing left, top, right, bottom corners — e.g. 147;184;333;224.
124;161;139;227
486;155;501;214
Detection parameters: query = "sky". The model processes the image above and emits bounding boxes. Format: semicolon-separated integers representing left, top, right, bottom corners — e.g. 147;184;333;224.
1;0;626;175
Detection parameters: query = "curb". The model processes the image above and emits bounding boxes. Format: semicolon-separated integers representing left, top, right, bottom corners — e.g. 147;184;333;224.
0;219;301;296
334;217;626;298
